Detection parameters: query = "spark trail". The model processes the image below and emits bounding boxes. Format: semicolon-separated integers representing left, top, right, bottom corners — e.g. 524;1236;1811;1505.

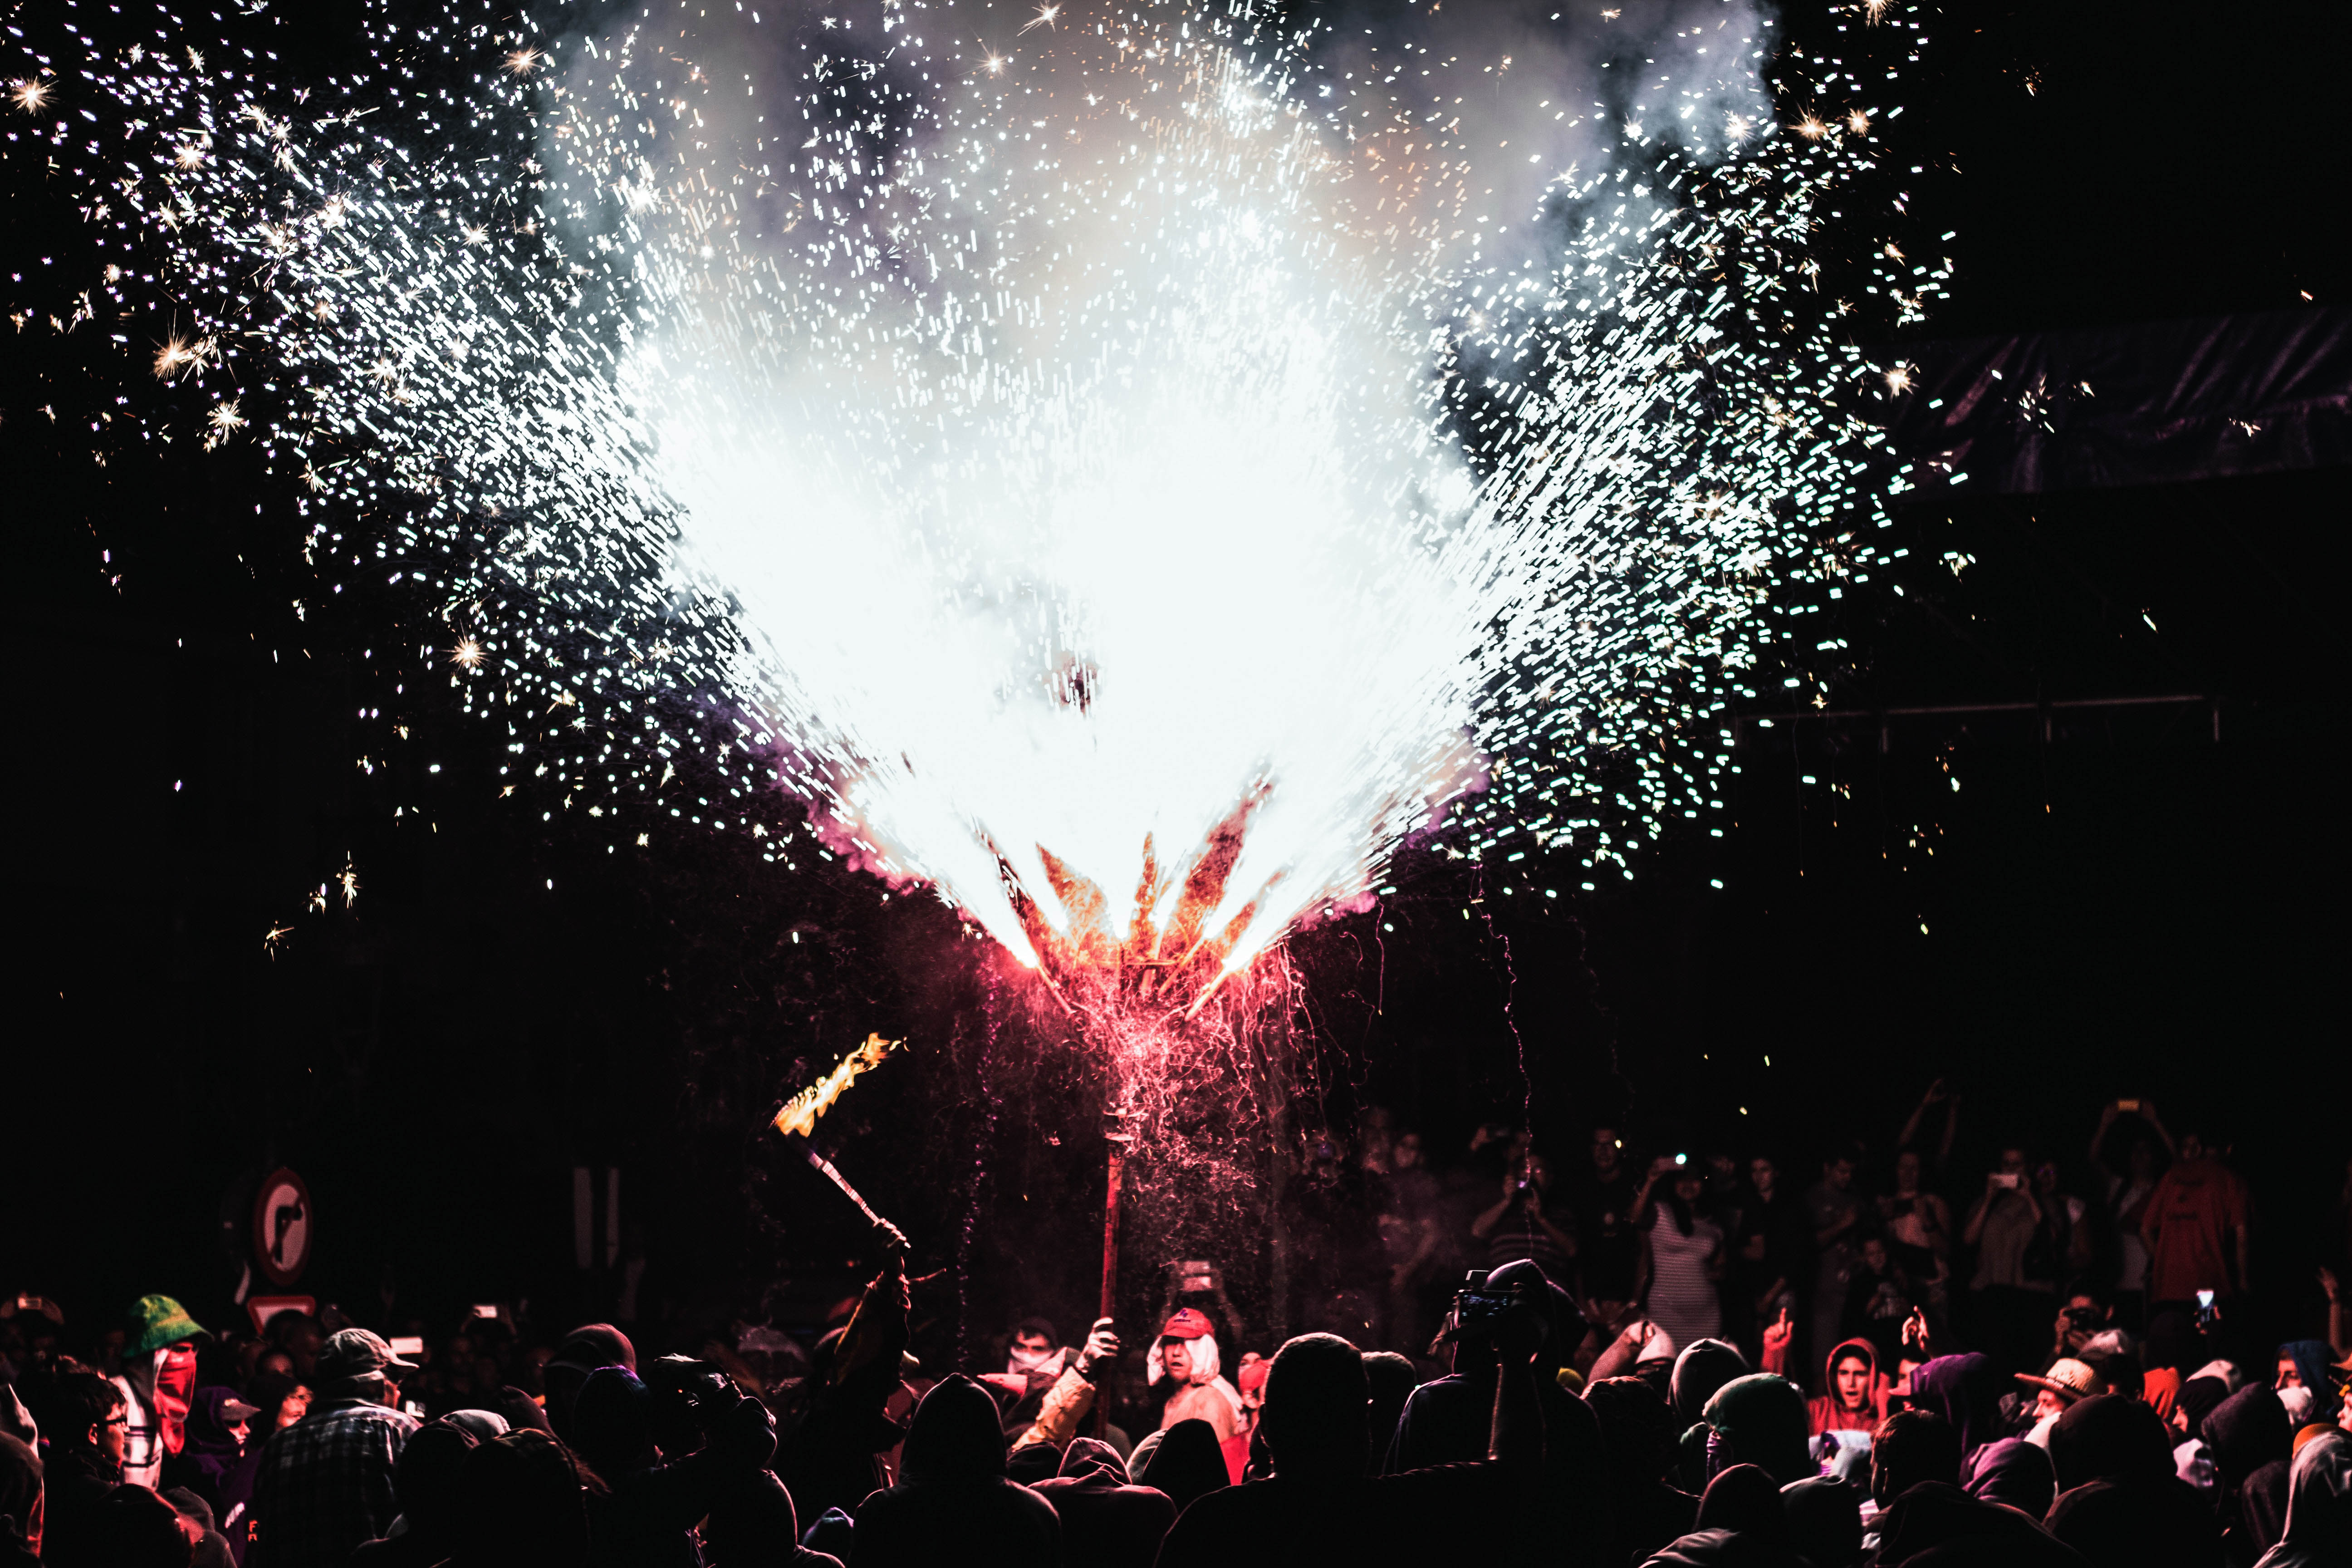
9;0;1946;1001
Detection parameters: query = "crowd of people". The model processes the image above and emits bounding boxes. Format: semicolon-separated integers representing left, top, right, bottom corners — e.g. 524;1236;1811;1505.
2;1089;2348;1567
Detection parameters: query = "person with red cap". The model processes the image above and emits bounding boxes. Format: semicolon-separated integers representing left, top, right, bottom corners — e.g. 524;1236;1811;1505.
1149;1309;1241;1442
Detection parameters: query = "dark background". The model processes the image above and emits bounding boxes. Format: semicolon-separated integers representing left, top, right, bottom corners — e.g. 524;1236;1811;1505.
5;0;2346;1359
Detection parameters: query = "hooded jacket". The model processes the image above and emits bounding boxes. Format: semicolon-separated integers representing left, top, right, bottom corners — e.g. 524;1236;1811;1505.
1029;1437;1176;1568
1961;1436;2056;1518
2252;1429;2352;1568
161;1386;264;1551
1808;1338;1889;1439
2047;1394;2176;1495
852;1375;1062;1568
1698;1375;1812;1487
1668;1342;1752;1492
1134;1418;1230;1516
2044;1473;2224;1568
1906;1355;2004;1462
1866;1480;2085;1568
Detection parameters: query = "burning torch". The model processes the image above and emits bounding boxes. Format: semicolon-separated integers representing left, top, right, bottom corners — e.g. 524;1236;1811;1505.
772;1034;909;1251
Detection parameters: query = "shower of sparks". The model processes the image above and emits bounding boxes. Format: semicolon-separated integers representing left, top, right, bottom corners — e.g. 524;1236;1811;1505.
11;0;1948;990
10;77;49;114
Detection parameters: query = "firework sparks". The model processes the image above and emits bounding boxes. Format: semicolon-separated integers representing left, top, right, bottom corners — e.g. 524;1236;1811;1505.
18;0;1951;1013
10;77;49;114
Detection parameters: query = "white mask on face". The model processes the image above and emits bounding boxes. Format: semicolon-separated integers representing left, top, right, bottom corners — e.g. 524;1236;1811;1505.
1006;1345;1056;1376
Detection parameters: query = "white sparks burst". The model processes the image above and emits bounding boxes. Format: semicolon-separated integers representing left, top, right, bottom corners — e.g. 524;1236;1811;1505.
30;0;1953;975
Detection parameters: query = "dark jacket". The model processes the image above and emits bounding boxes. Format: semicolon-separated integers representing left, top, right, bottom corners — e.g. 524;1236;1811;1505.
162;1387;265;1558
1865;1481;2084;1568
1027;1439;1174;1568
2043;1474;2223;1568
851;1376;1062;1568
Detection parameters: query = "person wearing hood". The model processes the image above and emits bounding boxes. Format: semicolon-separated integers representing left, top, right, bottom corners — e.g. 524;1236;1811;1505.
450;1430;591;1568
2199;1384;2291;1566
1904;1353;2004;1463
1780;1474;1862;1568
1132;1418;1229;1516
1028;1436;1175;1568
700;1465;846;1568
248;1328;422;1568
0;1433;39;1568
1156;1329;1553;1568
1866;1480;2086;1567
1666;1338;1750;1491
571;1362;778;1568
160;1387;262;1561
2169;1375;2232;1495
1147;1310;1241;1445
1694;1374;1811;1488
1808;1339;1887;1440
2045;1470;2224;1568
116;1295;210;1491
1961;1436;2056;1518
1636;1464;1811;1568
543;1323;637;1446
851;1373;1062;1568
2274;1342;2333;1405
1587;1375;1700;1566
2250;1427;2351;1568
349;1418;477;1568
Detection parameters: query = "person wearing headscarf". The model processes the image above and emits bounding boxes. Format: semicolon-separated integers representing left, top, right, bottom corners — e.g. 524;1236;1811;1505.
1696;1374;1811;1488
1906;1353;2005;1462
2251;1427;2352;1568
1029;1436;1176;1568
1133;1418;1229;1516
0;1434;39;1568
1808;1339;1888;1439
853;1375;1061;1568
1147;1310;1242;1444
1964;1436;2057;1518
161;1387;263;1563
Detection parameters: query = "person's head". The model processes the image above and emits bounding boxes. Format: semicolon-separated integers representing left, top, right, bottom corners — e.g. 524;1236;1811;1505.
1870;1408;1960;1506
2178;1130;2210;1162
1155;1308;1217;1388
1893;1149;1922;1192
2126;1133;2161;1179
1520;1153;1553;1192
1996;1146;2028;1178
1586;1376;1679;1488
1859;1235;1889;1275
1007;1317;1058;1374
1257;1333;1369;1480
55;1370;129;1463
1592;1127;1622;1175
2278;1356;2303;1389
1750;1156;1777;1195
2055;1288;2110;1349
1834;1350;1874;1415
314;1328;419;1406
1393;1132;1424;1170
1672;1168;1704;1205
1823;1154;1855;1191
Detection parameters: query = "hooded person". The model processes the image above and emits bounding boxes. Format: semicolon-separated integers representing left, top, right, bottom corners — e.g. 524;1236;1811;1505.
2277;1342;2334;1404
1028;1436;1177;1568
1697;1375;1812;1487
1865;1481;2086;1568
1132;1418;1229;1516
543;1324;637;1446
2251;1427;2352;1568
349;1419;477;1568
1637;1465;1808;1568
1778;1475;1861;1568
451;1430;591;1568
2043;1472;2224;1568
2240;1456;2295;1567
1360;1353;1418;1485
1669;1339;1753;1491
159;1387;262;1560
116;1295;211;1491
571;1364;778;1568
1961;1436;2056;1518
698;1466;845;1568
1147;1310;1242;1443
1905;1354;2005;1463
851;1374;1061;1568
0;1433;39;1568
2201;1385;2291;1499
1587;1375;1700;1567
2047;1393;2176;1494
1808;1339;1888;1440
1153;1332;1557;1568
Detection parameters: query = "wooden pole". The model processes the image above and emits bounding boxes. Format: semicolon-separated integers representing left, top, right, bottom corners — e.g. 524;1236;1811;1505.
1096;1115;1129;1437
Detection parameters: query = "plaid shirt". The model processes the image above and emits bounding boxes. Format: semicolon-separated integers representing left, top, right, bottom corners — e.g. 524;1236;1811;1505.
247;1398;419;1568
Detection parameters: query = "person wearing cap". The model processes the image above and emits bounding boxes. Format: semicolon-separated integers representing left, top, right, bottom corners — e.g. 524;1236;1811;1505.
1148;1309;1242;1442
161;1386;264;1560
247;1328;421;1568
115;1294;210;1490
2017;1357;2102;1448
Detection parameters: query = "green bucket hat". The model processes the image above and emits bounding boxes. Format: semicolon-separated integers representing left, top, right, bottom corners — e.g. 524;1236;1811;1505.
125;1294;208;1356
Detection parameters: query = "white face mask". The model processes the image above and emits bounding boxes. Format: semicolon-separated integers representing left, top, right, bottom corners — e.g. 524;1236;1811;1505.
1007;1344;1056;1376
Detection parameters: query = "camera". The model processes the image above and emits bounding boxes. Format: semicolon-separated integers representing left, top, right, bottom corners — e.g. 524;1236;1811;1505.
645;1354;737;1455
2064;1305;2103;1332
1442;1274;1534;1343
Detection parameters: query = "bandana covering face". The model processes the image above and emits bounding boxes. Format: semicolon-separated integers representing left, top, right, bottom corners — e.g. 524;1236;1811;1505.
153;1345;200;1456
1006;1344;1058;1377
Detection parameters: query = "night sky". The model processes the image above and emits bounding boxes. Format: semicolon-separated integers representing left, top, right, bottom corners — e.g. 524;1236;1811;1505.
5;0;2344;1357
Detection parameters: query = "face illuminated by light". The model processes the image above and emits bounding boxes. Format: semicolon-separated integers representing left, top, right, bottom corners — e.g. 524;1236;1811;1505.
1160;1338;1196;1384
1835;1353;1872;1413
